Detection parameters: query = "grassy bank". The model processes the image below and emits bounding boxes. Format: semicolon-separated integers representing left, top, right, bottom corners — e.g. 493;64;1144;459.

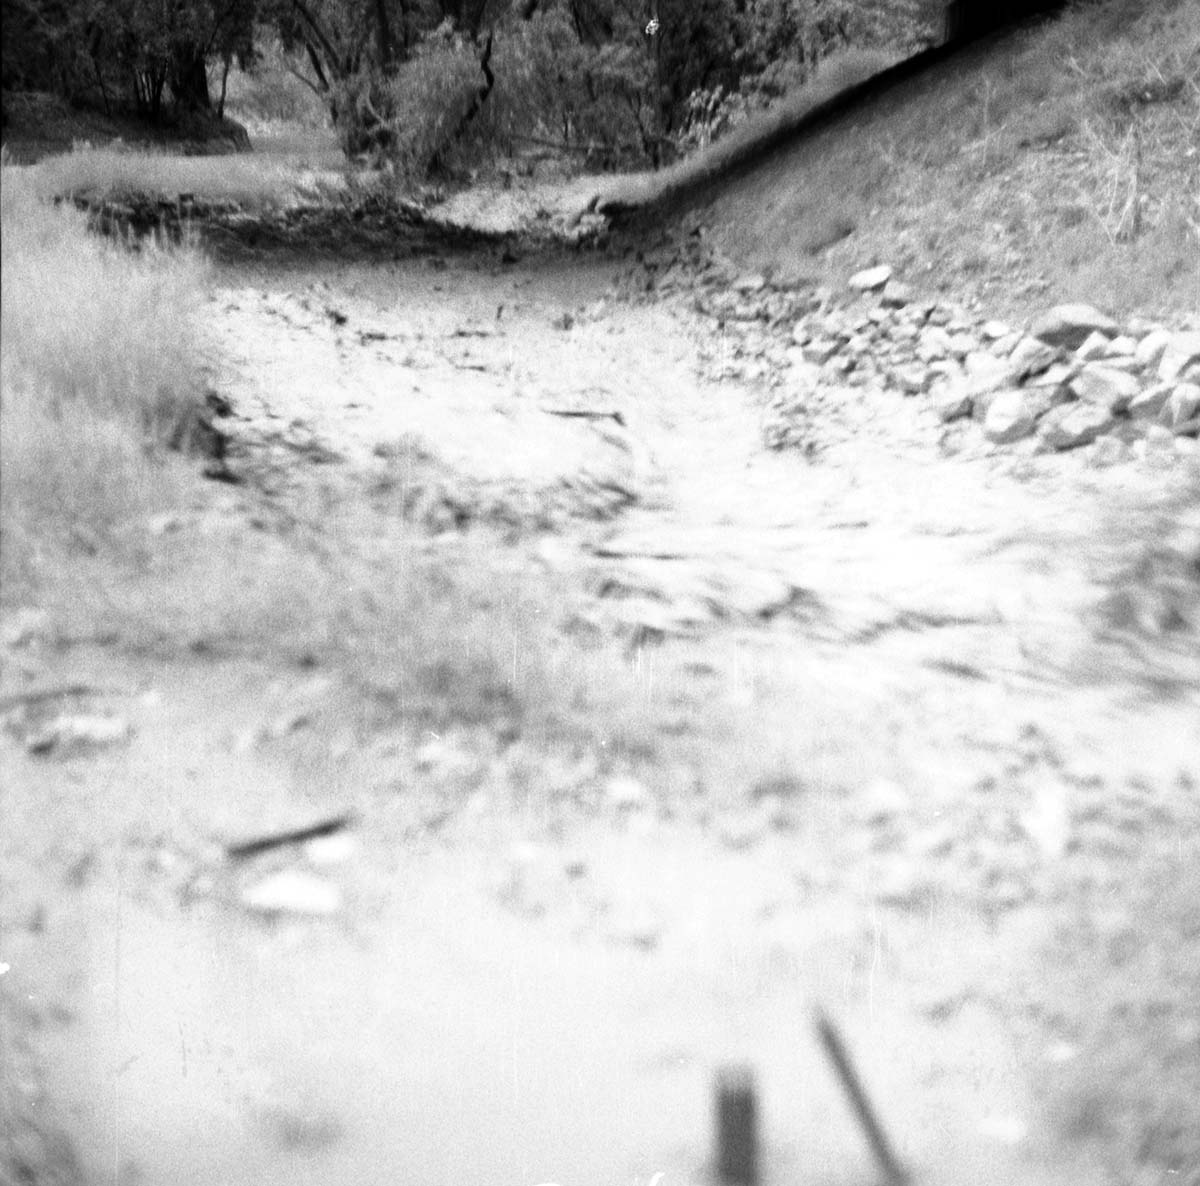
699;0;1200;320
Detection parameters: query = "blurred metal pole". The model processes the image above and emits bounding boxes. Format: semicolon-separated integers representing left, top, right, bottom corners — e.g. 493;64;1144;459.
715;1064;759;1186
814;1008;910;1186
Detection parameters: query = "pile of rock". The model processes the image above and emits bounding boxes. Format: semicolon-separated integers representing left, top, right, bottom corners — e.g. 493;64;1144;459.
679;256;1200;460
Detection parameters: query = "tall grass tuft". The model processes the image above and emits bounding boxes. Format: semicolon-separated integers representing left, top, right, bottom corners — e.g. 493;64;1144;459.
0;159;205;594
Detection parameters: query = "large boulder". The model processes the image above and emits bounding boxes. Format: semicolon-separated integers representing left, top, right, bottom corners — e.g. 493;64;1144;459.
1031;304;1120;350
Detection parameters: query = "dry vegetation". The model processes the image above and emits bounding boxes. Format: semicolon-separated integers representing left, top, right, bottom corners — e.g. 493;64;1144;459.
704;0;1199;320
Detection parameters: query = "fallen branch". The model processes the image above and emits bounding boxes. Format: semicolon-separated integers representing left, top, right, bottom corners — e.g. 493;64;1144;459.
226;813;355;861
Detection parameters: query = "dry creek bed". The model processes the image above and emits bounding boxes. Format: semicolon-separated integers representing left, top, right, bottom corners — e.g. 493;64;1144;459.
2;229;1199;1186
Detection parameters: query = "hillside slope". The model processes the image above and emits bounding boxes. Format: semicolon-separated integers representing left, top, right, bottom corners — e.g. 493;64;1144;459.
607;0;1199;323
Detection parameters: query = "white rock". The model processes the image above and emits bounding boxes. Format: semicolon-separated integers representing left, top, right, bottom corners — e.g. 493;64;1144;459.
984;390;1038;443
1164;382;1200;427
1007;336;1058;379
1031;304;1119;350
1071;364;1140;413
26;713;132;755
933;383;973;422
241;869;341;916
1160;332;1200;382
848;264;892;291
1103;334;1137;357
1039;402;1114;450
606;774;648;808
1134;327;1172;370
1075;331;1112;362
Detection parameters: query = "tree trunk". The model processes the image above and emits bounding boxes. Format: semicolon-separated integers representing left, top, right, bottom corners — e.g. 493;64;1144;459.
371;0;394;70
170;44;212;110
217;53;232;119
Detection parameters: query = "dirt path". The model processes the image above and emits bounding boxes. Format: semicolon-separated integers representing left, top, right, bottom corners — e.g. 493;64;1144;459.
3;245;1198;1186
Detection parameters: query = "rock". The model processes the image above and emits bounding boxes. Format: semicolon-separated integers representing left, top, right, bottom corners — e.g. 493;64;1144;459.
1134;328;1172;371
947;332;976;360
848;264;892;291
888;364;929;395
1025;361;1076;389
1008;336;1059;379
790;320;811;347
934;384;973;422
733;273;767;294
1129;382;1173;420
241;869;341;917
928;358;965;386
1159;332;1200;382
804;338;841;365
981;319;1011;340
916;325;954;362
1071;364;1140;413
880;279;913;307
1164;382;1200;428
983;390;1038;443
1103;334;1137;358
1039;402;1115;450
964;351;1018;396
1031;304;1119;350
25;712;133;755
1090;435;1131;466
1074;331;1113;362
606;774;648;809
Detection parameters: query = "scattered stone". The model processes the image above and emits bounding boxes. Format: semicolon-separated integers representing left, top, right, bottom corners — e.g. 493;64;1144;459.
1074;331;1113;362
804;338;841;365
241;869;341;917
964;352;1018;396
880;279;913;307
1090;435;1131;466
1071;364;1140;413
934;384;973;422
1164;382;1200;428
983;390;1038;443
1134;328;1172;371
916;325;953;362
1031;304;1119;350
848;264;892;292
1;608;49;649
888;364;928;395
1039;402;1114;450
25;713;132;756
859;778;911;825
733;273;767;294
606;774;649;809
1007;336;1059;380
1103;334;1137;358
1159;332;1200;382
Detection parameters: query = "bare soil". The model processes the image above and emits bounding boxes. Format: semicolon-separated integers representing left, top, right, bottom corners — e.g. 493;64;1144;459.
3;130;1200;1186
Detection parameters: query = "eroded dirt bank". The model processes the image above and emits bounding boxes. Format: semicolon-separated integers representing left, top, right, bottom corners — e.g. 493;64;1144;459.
3;239;1199;1186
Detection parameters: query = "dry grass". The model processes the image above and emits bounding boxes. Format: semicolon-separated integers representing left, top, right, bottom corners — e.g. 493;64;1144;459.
0;162;205;590
20;145;339;209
